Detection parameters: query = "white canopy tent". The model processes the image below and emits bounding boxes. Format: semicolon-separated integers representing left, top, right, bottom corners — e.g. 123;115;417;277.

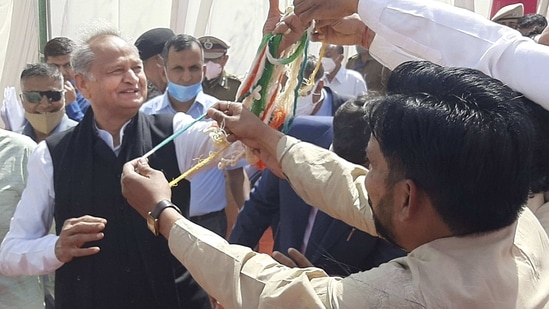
1;0;547;128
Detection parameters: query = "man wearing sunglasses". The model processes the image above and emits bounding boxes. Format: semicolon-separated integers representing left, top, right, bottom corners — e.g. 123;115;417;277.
18;63;77;143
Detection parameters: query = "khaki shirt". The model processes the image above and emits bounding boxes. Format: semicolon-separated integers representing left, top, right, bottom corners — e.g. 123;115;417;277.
346;53;390;93
202;71;241;101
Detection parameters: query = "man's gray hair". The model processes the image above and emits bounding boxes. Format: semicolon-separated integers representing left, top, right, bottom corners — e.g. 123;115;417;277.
20;62;64;84
72;24;137;80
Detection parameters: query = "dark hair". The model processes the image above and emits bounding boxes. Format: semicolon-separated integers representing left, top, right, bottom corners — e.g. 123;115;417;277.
523;98;549;193
304;55;325;83
332;96;373;166
44;37;76;60
368;60;533;235
21;62;63;82
161;34;203;65
518;13;548;37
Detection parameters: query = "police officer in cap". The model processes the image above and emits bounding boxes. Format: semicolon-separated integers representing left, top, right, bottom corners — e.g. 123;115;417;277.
135;28;175;100
491;3;524;29
199;35;242;101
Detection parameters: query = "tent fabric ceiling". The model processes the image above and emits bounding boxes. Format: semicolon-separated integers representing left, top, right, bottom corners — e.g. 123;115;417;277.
1;0;547;128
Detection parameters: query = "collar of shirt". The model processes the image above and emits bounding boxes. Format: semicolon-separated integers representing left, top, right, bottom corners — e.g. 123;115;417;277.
315;88;333;116
206;71;228;89
94;119;131;155
332;66;347;84
150;91;210;118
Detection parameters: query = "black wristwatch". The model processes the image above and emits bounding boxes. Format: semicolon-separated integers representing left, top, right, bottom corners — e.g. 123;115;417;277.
147;200;181;236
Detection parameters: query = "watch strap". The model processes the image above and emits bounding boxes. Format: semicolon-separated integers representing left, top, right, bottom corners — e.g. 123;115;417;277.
147;200;182;236
150;199;181;219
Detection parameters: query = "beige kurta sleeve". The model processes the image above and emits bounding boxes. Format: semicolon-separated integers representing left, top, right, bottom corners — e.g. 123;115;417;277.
168;217;336;308
276;136;377;236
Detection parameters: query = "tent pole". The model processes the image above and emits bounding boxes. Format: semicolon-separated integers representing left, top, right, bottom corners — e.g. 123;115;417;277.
38;0;49;61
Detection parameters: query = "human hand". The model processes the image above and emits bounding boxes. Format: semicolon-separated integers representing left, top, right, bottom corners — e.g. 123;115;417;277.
207;102;285;177
64;81;77;104
293;0;359;25
264;0;308;54
54;215;107;263
121;158;172;219
272;248;314;268
313;15;374;48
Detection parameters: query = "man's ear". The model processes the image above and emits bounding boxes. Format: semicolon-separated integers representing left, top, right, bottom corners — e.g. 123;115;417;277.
154;54;164;68
219;55;229;67
336;53;345;64
395;179;421;223
75;74;91;99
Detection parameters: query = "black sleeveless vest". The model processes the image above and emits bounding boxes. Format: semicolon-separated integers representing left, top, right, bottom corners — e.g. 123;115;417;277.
46;110;208;308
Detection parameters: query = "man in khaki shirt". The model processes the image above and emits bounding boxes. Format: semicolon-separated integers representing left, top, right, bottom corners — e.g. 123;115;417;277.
199;35;242;102
122;60;549;308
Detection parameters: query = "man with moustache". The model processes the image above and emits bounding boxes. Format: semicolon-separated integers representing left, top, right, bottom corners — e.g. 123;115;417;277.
0;27;229;308
121;61;549;308
141;34;247;238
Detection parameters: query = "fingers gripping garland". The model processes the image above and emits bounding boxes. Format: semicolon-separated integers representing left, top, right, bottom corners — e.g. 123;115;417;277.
146;12;325;187
168;120;233;188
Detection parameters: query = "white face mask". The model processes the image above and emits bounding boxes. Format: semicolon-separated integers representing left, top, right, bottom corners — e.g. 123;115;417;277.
205;61;223;80
295;87;324;116
25;107;65;135
321;57;337;73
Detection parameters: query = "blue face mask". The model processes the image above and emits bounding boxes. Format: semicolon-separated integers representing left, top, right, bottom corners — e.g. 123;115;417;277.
167;81;202;102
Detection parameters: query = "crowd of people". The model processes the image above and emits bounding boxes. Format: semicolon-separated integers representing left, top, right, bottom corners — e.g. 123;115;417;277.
1;0;548;308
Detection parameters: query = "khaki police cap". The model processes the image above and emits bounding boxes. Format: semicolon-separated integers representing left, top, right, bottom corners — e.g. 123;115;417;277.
491;3;524;22
199;35;230;59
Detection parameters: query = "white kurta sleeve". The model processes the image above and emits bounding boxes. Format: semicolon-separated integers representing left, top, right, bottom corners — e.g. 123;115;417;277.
0;142;62;276
360;0;549;110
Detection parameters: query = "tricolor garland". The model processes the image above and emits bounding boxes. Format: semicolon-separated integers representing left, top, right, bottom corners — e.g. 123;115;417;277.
149;20;325;187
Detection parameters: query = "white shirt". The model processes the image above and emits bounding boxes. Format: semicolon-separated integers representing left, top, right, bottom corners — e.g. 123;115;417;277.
0;112;228;276
323;67;367;98
527;192;549;236
141;91;245;216
362;0;549;110
140;90;213;117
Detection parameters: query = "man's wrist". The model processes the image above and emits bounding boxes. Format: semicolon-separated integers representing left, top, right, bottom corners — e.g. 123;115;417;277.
257;126;284;158
158;207;182;238
147;200;181;236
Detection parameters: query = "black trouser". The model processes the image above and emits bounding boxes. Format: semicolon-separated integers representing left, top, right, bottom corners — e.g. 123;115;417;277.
190;209;227;237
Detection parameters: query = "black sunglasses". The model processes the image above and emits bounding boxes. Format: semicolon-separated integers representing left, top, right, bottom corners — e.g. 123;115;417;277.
22;90;64;103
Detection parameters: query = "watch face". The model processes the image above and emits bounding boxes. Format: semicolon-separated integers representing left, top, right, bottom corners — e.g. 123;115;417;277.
147;213;158;236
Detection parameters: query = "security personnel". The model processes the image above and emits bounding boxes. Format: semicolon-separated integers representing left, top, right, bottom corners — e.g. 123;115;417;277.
198;35;242;101
491;3;524;29
135;28;175;101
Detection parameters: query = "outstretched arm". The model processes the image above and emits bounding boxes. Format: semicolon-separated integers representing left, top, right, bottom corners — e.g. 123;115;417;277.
121;158;331;308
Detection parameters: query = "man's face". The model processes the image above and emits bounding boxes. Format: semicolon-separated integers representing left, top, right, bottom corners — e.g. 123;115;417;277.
143;54;167;91
205;54;228;69
46;54;75;81
324;46;343;65
165;43;205;86
497;19;519;29
78;36;146;115
365;135;401;247
21;76;65;114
